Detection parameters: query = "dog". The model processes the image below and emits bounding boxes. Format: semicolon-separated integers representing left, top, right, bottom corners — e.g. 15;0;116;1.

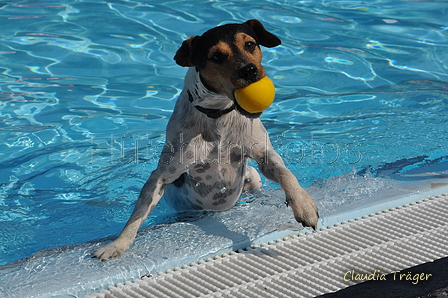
94;19;319;260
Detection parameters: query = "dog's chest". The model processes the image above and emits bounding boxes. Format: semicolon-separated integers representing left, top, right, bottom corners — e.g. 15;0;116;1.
183;160;247;210
168;140;248;210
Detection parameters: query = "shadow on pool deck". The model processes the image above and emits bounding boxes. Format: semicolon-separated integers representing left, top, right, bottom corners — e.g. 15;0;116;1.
318;257;448;298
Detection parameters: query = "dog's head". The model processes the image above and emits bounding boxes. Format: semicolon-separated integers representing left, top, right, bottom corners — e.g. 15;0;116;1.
174;19;281;117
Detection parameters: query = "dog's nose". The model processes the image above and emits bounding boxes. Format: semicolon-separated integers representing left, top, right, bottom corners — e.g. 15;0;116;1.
239;63;258;82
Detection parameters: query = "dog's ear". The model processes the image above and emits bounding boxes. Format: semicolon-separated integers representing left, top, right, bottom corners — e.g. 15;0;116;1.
174;36;197;67
244;19;281;48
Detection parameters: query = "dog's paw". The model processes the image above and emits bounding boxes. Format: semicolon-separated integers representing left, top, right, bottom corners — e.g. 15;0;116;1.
94;240;129;261
286;190;319;230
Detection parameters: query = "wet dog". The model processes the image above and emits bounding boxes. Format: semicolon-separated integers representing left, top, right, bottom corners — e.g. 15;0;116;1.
95;19;318;260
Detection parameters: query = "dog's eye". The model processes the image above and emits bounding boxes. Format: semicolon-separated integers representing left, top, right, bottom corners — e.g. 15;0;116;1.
210;52;226;63
245;41;256;53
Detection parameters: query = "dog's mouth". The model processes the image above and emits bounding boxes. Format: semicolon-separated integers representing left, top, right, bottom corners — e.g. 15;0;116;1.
233;99;263;118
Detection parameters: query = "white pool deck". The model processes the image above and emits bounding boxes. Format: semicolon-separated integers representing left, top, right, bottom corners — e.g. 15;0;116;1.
1;175;447;298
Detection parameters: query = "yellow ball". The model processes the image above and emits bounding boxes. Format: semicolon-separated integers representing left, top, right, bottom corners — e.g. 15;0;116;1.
234;76;275;113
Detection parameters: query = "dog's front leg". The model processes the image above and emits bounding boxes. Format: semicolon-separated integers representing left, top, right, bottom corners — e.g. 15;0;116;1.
255;147;319;230
94;167;173;261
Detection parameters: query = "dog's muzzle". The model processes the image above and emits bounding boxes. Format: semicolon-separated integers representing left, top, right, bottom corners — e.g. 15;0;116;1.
239;63;259;82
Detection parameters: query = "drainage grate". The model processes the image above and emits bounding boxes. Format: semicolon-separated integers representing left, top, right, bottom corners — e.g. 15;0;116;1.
86;194;448;298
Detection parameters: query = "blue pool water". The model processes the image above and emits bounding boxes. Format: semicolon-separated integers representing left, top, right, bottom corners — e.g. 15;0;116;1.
0;0;447;267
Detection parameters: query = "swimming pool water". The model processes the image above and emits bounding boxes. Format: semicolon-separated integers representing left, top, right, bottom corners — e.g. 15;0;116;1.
0;0;447;266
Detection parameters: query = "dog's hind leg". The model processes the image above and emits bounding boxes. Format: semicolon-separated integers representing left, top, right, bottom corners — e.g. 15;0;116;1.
243;166;262;192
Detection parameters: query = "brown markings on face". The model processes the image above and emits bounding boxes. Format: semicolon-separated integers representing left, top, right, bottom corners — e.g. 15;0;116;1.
200;33;266;99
